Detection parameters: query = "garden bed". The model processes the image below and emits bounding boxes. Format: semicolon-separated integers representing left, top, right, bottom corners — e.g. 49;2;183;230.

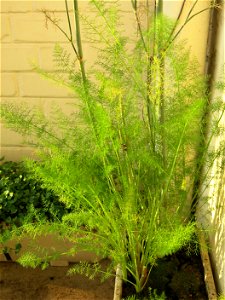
0;240;217;300
0;259;114;300
122;248;208;299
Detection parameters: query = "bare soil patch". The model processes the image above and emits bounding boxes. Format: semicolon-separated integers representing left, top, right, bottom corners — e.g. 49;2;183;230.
0;260;114;300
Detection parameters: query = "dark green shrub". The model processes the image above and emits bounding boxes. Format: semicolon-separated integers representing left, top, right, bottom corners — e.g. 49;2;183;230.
0;160;69;227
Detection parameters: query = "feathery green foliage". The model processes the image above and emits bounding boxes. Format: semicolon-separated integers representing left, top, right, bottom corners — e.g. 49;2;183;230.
1;0;224;295
123;287;166;300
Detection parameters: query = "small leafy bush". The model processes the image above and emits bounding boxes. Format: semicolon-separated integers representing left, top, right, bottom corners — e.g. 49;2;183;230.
0;160;69;227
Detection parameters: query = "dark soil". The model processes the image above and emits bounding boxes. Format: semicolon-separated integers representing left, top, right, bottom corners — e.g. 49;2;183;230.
122;248;208;299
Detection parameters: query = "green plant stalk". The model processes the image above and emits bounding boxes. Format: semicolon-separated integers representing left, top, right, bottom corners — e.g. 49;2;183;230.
156;0;168;188
65;0;73;40
131;0;156;151
64;0;79;59
157;0;163;14
131;1;158;194
72;0;106;159
147;0;157;143
163;122;188;203
71;0;149;190
159;54;167;170
72;0;140;189
73;0;86;83
87;3;135;193
131;0;148;53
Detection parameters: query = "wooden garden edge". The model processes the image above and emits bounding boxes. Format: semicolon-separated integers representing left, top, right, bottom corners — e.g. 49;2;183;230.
197;227;218;300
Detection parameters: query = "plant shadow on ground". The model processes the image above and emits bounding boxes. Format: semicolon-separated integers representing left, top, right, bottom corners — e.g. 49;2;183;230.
122;246;208;300
0;259;114;300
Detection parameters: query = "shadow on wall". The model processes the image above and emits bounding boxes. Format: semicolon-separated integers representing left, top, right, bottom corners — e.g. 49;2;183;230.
204;3;225;294
211;154;225;294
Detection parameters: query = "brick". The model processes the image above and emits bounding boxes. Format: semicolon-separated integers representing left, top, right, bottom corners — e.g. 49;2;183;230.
82;43;100;68
0;73;18;96
1;44;39;71
0;146;37;161
0;15;11;42
0;123;24;146
0;97;44;146
33;0;73;12
11;12;73;43
1;1;33;13
38;44;73;71
0;97;44;147
38;42;99;71
78;1;136;41
43;97;78;117
18;73;74;97
1;96;44;107
0;1;73;13
9;4;138;44
118;1;137;39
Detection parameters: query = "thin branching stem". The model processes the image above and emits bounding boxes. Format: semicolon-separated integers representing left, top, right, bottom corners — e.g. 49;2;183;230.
131;0;148;53
42;9;79;59
170;5;215;45
65;0;73;40
166;0;187;45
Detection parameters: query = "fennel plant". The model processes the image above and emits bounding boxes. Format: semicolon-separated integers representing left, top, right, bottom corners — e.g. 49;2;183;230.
1;0;224;295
